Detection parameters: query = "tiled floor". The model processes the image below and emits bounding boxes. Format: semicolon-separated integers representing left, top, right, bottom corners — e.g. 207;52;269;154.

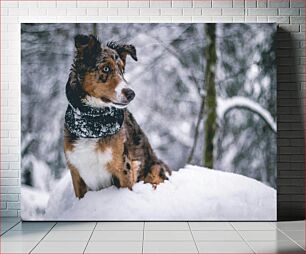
0;218;304;253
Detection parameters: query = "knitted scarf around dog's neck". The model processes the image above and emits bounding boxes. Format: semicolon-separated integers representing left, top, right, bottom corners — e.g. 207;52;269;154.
65;104;124;138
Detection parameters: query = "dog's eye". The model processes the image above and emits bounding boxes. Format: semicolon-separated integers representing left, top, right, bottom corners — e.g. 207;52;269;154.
103;66;111;73
115;54;119;61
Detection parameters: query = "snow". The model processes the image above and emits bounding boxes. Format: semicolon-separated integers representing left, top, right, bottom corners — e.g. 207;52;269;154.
217;96;277;133
35;165;276;221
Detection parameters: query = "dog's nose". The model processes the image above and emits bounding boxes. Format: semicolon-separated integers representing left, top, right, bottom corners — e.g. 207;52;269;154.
122;88;135;102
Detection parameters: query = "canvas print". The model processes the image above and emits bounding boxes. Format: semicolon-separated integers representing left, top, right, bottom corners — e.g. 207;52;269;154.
21;23;277;220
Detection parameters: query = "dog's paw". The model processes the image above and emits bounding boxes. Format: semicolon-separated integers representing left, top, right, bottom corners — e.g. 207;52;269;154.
144;161;171;186
118;159;140;190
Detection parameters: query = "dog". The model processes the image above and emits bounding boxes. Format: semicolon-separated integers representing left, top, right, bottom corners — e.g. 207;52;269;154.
64;34;171;199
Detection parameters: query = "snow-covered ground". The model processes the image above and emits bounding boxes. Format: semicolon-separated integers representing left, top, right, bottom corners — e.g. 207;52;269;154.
22;165;276;221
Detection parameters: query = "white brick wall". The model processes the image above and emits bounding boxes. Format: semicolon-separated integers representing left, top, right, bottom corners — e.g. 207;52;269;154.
0;0;305;218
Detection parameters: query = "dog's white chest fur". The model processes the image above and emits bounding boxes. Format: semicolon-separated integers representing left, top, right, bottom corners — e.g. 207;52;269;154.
66;139;113;191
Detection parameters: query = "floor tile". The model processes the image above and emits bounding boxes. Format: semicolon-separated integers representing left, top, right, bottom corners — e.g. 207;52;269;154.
145;222;189;230
196;241;254;253
144;230;193;241
1;230;47;242
189;222;234;231
282;230;305;249
1;241;37;253
276;221;305;231
90;230;143;241
95;222;143;231
192;230;243;241
239;230;291;241
12;222;55;231
282;230;305;241
249;240;304;253
52;222;96;231
232;222;276;231
143;241;198;253
42;230;92;241
85;241;142;253
32;241;87;253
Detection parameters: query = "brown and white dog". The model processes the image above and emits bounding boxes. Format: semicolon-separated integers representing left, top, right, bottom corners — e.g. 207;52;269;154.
64;34;171;199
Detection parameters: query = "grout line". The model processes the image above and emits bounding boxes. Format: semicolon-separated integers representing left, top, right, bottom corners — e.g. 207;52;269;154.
187;222;200;254
276;227;305;251
29;222;57;254
229;222;256;254
83;222;97;254
142;221;145;254
0;219;21;236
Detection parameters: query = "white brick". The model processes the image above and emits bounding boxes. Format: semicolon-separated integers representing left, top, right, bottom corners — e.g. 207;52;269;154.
279;24;300;32
1;8;8;16
245;16;257;22
1;178;19;186
192;16;213;22
161;8;183;16
290;0;305;7
245;0;256;7
212;16;233;22
86;8;99;16
257;0;267;7
7;202;20;210
248;8;278;15
183;8;202;15
150;0;171;7
268;16;289;23
1;194;19;202
8;8;29;16
67;8;87;16
56;0;77;8
140;8;160;16
2;16;18;24
129;0;149;7
290;16;305;23
107;16;128;22
77;1;108;7
108;0;128;7
1;210;18;217
127;16;150;22
268;0;289;7
222;8;245;15
47;8;67;16
10;162;20;170
29;8;48;16
39;1;57;7
1;1;18;8
172;0;192;7
99;8;118;16
118;8;140;16
77;16;106;22
212;0;233;8
279;8;300;15
202;8;221;15
0;186;20;194
172;16;192;22
150;16;172;22
233;0;244;7
19;1;38;8
300;8;305;15
54;16;77;23
193;0;211;7
1;171;19;178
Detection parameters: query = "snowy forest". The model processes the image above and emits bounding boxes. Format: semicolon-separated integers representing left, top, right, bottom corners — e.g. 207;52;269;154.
21;23;277;219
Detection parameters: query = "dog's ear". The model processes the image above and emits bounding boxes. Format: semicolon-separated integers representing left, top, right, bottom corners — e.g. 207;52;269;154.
107;41;137;65
74;34;101;67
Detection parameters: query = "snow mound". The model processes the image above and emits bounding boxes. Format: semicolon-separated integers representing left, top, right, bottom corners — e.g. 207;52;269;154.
43;165;276;221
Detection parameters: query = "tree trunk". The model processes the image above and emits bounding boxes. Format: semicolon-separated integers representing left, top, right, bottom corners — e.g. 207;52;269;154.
203;24;217;169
